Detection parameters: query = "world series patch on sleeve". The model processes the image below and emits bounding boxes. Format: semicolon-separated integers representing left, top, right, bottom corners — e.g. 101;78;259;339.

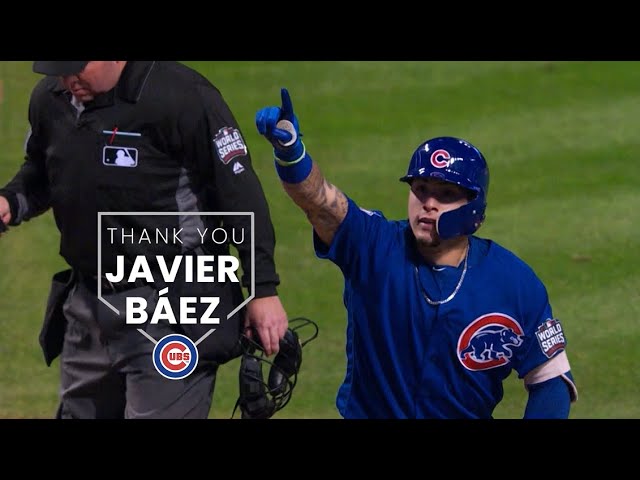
535;318;566;357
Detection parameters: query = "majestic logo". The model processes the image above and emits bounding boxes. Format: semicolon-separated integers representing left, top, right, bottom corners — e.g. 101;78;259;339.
214;127;247;164
458;313;524;371
535;318;566;358
152;334;199;380
429;148;463;169
232;161;245;175
103;146;138;167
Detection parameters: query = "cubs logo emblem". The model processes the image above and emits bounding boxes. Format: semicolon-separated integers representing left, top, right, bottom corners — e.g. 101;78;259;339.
429;148;463;169
152;334;199;380
458;313;524;371
430;149;451;168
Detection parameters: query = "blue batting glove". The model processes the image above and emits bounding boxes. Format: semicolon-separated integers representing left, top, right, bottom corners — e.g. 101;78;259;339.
255;88;304;162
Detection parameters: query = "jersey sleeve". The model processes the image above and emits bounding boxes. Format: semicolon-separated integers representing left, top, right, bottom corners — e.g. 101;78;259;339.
179;81;279;297
512;269;572;385
0;84;52;224
313;196;397;283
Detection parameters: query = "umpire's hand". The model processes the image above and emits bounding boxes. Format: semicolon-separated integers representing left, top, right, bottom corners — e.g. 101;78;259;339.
244;295;288;356
0;195;10;234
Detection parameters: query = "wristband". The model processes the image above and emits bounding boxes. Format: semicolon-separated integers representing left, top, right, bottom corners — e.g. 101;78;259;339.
273;136;305;162
274;143;313;184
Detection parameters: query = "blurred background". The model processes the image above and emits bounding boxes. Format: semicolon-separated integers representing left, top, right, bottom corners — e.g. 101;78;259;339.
0;61;638;418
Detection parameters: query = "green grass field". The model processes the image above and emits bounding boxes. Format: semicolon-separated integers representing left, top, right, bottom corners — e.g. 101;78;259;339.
0;61;638;419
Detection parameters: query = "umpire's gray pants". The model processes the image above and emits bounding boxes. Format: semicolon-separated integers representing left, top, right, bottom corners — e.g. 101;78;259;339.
57;280;218;419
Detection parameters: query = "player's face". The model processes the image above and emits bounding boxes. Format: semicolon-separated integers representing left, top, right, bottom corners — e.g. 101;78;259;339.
60;61;123;102
408;178;472;246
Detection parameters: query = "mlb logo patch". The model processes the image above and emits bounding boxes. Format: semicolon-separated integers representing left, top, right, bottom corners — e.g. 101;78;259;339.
213;127;247;164
535;318;566;358
103;146;138;167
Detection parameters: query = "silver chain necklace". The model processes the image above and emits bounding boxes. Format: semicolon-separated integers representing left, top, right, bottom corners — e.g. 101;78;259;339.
414;246;469;306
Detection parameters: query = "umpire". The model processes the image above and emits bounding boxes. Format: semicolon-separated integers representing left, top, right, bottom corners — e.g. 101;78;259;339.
0;61;288;419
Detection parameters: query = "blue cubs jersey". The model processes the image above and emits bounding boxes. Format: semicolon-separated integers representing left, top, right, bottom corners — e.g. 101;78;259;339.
314;197;568;419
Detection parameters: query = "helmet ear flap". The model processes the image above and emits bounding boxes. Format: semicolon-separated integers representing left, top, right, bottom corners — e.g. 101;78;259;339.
436;192;487;239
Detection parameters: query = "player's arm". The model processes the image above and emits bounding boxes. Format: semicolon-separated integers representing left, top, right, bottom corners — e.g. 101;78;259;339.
255;88;348;246
522;351;578;419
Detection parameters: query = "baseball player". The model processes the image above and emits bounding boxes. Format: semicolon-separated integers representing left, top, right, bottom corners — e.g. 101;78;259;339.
254;88;578;418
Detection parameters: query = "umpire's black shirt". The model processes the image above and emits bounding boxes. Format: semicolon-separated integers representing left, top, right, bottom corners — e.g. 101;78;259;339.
1;61;280;298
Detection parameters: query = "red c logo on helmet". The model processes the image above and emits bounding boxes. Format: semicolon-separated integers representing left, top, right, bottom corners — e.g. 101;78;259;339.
430;149;450;168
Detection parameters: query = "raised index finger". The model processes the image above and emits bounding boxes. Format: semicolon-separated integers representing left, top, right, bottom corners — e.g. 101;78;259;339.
280;87;294;118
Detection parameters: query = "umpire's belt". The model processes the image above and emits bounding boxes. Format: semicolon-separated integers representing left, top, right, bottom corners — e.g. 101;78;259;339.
77;271;148;294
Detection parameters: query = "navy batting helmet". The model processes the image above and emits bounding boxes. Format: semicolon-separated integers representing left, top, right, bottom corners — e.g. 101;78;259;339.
400;136;489;239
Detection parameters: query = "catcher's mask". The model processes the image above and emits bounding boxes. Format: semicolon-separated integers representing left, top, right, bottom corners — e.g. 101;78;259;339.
232;316;319;419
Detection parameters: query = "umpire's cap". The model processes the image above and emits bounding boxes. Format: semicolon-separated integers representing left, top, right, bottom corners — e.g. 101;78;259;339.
33;61;89;76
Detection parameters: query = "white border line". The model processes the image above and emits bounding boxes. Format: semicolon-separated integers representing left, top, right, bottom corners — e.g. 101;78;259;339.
97;212;255;321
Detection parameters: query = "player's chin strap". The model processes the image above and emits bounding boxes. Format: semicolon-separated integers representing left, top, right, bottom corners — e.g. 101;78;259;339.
232;317;319;419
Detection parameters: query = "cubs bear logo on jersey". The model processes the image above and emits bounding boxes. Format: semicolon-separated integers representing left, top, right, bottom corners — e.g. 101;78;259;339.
458;313;524;371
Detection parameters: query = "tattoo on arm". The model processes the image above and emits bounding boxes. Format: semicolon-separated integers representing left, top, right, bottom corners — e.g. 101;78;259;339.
282;162;348;245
